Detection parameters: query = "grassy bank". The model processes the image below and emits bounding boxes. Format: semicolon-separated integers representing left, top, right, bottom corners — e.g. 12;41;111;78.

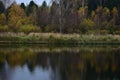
0;32;120;45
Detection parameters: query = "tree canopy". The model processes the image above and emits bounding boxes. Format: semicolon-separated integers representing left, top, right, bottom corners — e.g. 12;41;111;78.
0;0;120;34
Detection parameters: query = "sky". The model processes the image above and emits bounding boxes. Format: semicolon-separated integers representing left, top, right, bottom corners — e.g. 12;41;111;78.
16;0;51;5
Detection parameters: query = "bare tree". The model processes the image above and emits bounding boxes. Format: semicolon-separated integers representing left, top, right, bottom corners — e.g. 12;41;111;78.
58;0;63;33
50;0;86;33
50;0;63;33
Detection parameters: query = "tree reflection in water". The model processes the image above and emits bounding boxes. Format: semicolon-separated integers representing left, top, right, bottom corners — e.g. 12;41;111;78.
0;46;120;80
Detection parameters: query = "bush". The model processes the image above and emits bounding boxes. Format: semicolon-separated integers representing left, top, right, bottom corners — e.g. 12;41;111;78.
19;24;41;33
100;30;109;35
45;25;57;33
45;25;51;32
0;13;6;25
114;31;120;34
106;20;116;34
101;21;109;30
80;19;96;33
67;28;74;33
0;25;9;32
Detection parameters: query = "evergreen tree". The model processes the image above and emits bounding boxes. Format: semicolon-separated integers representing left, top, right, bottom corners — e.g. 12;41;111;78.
26;0;38;16
20;3;26;10
0;1;5;13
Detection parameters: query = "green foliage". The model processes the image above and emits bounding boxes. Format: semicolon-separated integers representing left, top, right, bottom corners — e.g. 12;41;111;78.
101;21;108;29
45;25;57;32
80;19;96;33
0;13;6;25
45;25;51;32
0;25;9;32
114;31;120;35
16;17;33;28
105;20;116;34
19;24;41;33
112;7;118;17
111;7;118;26
99;30;109;35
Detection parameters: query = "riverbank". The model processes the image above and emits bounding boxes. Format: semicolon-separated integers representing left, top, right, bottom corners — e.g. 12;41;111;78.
0;33;120;45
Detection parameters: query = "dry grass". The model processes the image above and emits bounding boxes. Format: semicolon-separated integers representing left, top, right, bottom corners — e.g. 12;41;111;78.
0;32;120;44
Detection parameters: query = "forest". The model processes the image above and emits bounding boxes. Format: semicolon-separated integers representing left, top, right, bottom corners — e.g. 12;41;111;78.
0;0;120;34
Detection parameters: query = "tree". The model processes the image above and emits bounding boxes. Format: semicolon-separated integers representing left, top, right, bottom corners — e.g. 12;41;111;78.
26;1;38;16
0;1;5;13
0;13;6;25
100;7;110;30
102;7;110;21
104;0;120;9
65;12;79;33
106;7;119;34
94;6;103;29
87;0;97;13
49;1;59;32
28;6;38;25
0;13;8;32
41;1;47;8
78;7;88;20
36;1;49;32
8;4;26;31
112;7;118;25
20;3;26;10
18;24;41;33
79;19;96;33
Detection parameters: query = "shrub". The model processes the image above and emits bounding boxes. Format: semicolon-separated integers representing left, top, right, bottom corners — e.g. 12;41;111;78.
19;24;41;33
67;28;74;33
0;13;6;25
101;21;109;30
100;30;109;35
80;19;96;33
114;31;120;35
0;25;9;32
45;25;51;32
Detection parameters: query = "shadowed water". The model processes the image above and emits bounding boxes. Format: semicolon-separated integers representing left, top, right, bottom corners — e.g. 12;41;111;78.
0;46;120;80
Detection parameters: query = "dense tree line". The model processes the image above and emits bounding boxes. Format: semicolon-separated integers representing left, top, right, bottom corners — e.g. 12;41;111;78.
0;0;120;34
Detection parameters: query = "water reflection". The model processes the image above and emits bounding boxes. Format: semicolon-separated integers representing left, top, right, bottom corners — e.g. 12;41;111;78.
0;46;120;80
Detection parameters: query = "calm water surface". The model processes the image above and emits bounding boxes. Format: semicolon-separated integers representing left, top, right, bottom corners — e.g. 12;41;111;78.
0;46;120;80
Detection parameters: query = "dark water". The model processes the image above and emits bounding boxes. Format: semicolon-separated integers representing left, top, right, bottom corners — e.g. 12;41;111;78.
0;46;120;80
